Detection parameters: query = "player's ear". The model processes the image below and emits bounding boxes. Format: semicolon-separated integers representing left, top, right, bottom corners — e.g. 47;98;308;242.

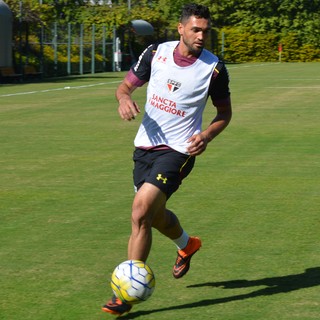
178;23;183;36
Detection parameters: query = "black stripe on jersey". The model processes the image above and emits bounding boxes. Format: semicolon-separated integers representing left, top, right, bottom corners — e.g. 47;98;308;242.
132;43;160;82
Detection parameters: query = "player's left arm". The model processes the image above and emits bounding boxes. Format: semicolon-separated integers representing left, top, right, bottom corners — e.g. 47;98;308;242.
187;64;232;156
204;96;232;142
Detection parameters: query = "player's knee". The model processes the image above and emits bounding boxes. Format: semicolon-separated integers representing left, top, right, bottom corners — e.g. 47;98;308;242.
131;204;152;229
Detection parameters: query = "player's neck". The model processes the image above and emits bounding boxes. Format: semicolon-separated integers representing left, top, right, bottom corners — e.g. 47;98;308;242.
176;42;202;59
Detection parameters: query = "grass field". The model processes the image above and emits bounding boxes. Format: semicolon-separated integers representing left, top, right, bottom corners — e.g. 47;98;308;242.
0;63;319;320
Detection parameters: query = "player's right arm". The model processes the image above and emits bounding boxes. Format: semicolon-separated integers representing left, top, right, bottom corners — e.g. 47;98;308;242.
115;44;157;121
116;79;140;121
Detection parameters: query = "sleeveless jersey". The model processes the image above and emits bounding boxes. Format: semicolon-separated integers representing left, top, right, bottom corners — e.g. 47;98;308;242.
134;41;219;154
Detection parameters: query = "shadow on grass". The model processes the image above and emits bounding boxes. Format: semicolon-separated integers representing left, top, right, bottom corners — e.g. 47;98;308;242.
118;267;320;319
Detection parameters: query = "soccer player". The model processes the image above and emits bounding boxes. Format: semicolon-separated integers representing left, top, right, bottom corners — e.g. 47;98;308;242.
102;2;232;316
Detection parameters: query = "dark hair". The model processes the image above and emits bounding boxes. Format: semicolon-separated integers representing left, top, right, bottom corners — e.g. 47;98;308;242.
179;3;211;23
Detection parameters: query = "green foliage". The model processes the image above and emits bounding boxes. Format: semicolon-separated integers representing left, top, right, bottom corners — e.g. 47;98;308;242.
222;27;279;62
213;0;320;47
299;44;320;62
222;27;320;62
5;0;88;25
5;0;320;68
280;33;320;62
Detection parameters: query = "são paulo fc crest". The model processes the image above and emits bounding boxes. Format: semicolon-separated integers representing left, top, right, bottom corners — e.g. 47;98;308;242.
167;79;181;93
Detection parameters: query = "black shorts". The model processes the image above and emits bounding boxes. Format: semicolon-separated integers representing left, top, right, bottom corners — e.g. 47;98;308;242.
133;147;195;199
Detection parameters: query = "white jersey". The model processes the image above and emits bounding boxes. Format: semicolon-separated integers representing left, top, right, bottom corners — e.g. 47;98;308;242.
134;41;219;154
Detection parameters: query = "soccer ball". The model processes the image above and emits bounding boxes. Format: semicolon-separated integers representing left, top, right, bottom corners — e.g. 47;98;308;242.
111;260;155;304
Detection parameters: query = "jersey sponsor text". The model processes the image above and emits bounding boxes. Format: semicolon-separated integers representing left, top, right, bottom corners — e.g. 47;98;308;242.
149;94;186;118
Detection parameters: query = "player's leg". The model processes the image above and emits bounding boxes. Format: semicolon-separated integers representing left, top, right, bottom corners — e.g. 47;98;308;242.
152;207;202;279
141;149;201;278
128;182;167;261
103;183;164;316
128;171;200;275
152;208;183;240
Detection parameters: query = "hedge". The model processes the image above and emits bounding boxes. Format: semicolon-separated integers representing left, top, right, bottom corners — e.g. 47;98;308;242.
221;27;320;62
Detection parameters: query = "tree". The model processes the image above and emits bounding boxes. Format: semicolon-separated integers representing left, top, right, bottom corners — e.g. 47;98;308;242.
5;0;320;72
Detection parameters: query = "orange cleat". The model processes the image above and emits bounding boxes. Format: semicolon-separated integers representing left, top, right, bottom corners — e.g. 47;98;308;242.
102;295;132;316
173;236;202;279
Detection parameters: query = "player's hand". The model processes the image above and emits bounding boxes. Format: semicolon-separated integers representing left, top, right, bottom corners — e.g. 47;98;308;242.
187;133;209;156
118;98;140;121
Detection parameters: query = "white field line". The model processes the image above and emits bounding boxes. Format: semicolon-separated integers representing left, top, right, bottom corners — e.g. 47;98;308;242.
227;62;280;69
1;62;319;98
0;80;122;98
0;63;277;98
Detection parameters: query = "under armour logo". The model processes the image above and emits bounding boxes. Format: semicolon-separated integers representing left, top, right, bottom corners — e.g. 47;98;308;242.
156;174;167;184
157;56;167;63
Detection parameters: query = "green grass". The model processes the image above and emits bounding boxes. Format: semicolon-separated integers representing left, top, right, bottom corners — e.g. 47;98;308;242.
0;63;319;320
